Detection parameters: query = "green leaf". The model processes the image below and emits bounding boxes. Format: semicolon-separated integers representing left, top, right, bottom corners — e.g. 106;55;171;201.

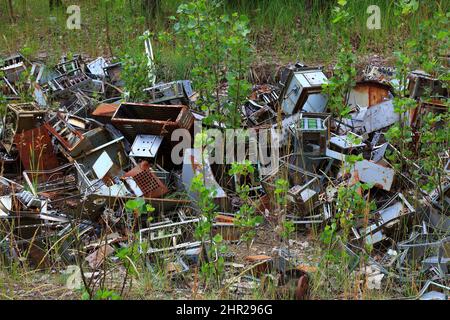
213;233;223;243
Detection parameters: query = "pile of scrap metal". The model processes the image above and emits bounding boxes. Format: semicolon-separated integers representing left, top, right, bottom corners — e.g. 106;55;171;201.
0;48;448;299
234;64;449;299
0;51;195;274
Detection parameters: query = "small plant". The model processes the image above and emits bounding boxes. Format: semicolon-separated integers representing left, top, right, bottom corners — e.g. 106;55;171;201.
273;178;294;245
120;33;156;102
170;0;252;127
81;288;121;300
386;11;449;194
280;220;295;242
229;160;263;250
321;1;356;121
274;178;289;210
190;172;227;286
125;197;155;230
394;0;419;17
116;199;155;295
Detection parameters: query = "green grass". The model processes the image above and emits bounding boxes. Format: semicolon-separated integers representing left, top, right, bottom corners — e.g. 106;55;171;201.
0;0;448;80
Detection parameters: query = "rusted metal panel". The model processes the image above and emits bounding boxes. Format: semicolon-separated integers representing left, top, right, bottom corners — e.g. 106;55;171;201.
44;114;86;152
351;159;395;191
13;126;59;172
91;103;119;118
111;102;194;142
122;161;169;198
347;81;392;109
1;103;47;153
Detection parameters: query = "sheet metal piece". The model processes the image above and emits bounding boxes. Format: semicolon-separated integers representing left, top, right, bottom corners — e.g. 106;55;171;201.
87;57;108;77
92;151;114;179
343;100;400;135
129;134;163;158
330;133;366;150
351;159;395;191
182;148;227;201
14;126;59;172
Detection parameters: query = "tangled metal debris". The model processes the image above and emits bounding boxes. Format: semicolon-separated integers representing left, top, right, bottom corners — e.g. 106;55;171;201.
0;46;448;300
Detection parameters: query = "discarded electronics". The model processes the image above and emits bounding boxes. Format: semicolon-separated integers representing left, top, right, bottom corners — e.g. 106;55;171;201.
129;134;163;158
1;102;47;153
347;81;393;109
0;53;28;83
353;193;415;245
139;218;201;254
279;67;328;115
44;69;92;98
288;114;330;156
55;56;83;75
341;100;400;135
1;48;448;299
182;148;228;210
243;101;277;127
143;80;194;106
111;102;194;142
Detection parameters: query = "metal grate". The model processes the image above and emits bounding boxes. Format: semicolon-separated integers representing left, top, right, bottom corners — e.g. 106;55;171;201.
133;169;168;198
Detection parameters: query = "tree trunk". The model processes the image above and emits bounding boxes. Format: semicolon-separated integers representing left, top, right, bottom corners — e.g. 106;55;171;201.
142;0;160;30
22;0;27;18
7;0;15;23
104;1;114;57
49;0;63;11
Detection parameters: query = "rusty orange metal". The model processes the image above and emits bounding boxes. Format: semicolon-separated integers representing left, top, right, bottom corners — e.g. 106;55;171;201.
122;161;169;198
111;102;194;142
91;103;119;118
349;81;392;108
13;126;59;172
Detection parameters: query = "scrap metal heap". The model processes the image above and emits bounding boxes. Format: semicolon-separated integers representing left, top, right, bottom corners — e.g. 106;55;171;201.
0;52;448;299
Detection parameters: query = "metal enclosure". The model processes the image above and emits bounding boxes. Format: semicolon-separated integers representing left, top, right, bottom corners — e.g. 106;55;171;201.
280;68;328;115
111;102;194;142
